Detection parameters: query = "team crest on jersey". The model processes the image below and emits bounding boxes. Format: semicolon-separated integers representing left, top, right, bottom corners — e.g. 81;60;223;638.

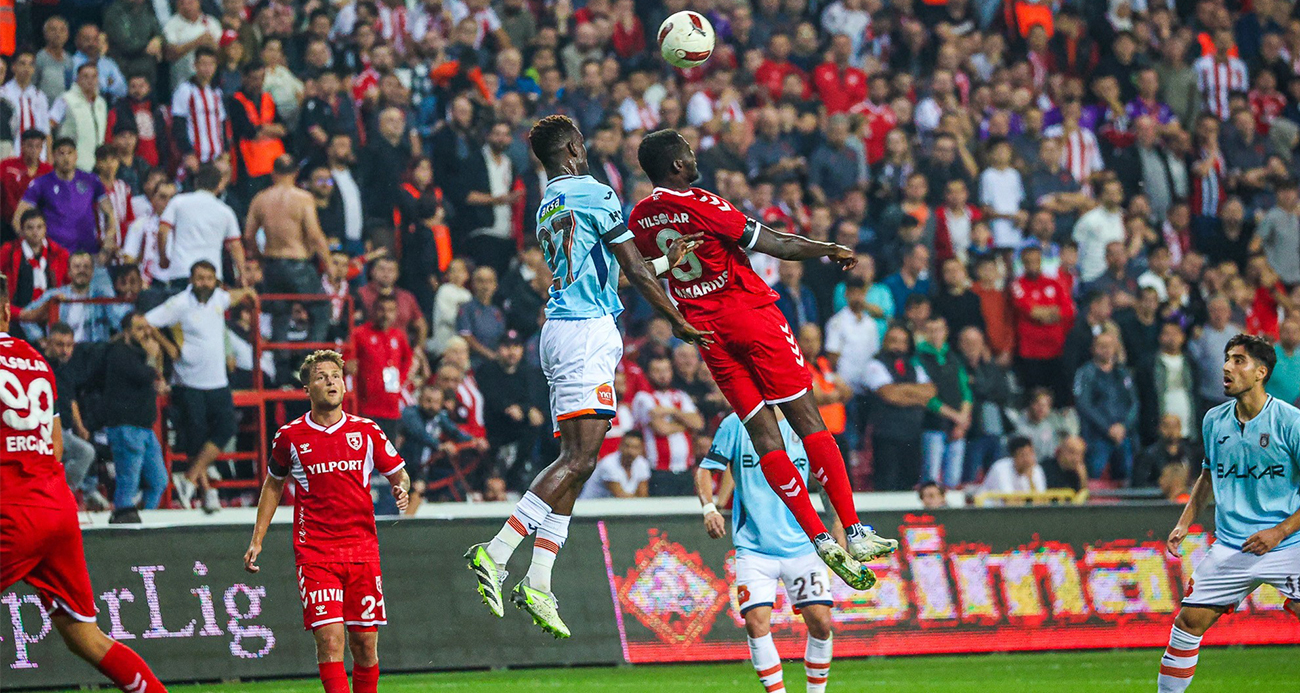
539;195;566;222
597;383;615;407
1260;433;1270;448
347;432;364;450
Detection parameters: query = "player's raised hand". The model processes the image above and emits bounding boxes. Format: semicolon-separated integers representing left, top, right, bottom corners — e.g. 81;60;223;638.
703;510;726;539
1166;525;1188;556
393;483;410;513
1241;526;1285;555
667;233;704;268
243;543;262;573
827;244;857;270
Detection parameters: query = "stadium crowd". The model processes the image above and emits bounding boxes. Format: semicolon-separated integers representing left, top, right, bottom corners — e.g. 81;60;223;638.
2;0;1300;522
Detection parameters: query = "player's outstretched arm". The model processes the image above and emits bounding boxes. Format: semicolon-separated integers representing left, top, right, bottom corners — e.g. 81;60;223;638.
611;240;712;346
1168;467;1214;556
748;219;857;268
244;474;287;573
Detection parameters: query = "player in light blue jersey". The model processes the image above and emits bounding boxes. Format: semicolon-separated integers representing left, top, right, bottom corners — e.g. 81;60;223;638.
696;412;838;693
465;115;709;638
1160;334;1300;693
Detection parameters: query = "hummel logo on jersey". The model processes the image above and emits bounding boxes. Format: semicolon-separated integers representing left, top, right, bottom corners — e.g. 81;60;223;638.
1217;436;1230;444
779;478;800;498
347;432;364;450
306;460;365;475
298;443;312;454
779;324;805;366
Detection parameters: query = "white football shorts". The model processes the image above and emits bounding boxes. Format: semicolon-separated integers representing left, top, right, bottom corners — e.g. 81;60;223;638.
734;551;834;615
1183;541;1300;608
539;314;622;433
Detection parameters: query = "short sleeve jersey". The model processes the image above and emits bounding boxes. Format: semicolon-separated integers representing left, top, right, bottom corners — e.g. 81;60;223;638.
0;332;71;509
1201;397;1300;552
700;413;814;559
536;174;632;321
628;187;778;322
267;413;406;565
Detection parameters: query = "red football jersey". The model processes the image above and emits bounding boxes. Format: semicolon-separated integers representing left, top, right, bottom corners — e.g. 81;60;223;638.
267;413;405;565
346;323;413;421
0;332;72;509
628;187;778;322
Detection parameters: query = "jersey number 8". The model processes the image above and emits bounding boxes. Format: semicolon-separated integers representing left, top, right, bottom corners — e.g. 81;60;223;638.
655;228;703;281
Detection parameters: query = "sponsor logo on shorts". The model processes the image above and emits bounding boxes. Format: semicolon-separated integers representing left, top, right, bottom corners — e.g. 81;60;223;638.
305;588;344;606
347;432;364;450
597;383;615;406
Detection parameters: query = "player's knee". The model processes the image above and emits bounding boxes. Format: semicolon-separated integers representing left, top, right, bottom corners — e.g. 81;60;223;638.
1173;608;1215;636
805;614;833;641
348;633;379;666
742;612;770;638
313;629;347;661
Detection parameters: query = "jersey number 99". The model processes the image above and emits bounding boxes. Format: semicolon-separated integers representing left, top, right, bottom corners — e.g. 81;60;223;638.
655;228;703;281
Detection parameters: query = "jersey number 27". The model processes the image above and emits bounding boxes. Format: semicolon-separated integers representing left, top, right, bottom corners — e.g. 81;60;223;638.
539;211;576;289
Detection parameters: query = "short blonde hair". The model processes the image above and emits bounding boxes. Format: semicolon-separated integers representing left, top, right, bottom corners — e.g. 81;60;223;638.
299;349;345;385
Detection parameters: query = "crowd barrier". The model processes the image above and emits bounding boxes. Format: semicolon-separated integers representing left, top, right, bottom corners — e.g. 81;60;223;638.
3;504;1297;689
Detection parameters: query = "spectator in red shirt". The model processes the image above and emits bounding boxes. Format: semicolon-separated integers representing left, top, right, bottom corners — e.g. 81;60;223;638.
356;255;428;347
755;34;808;103
347;293;414;438
1012;244;1076;404
812;35;866;114
0;209;70;310
0;130;53;240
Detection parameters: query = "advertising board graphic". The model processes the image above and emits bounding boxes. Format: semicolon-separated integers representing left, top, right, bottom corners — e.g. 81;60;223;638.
3;506;1296;689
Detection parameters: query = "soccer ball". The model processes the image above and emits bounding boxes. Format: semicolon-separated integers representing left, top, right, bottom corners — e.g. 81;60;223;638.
658;11;715;69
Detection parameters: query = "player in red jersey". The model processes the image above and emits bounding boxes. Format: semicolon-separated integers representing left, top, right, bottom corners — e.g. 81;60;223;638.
244;350;410;693
629;130;899;590
0;275;169;692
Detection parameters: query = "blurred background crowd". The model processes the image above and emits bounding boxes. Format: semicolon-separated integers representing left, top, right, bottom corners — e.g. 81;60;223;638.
2;0;1299;521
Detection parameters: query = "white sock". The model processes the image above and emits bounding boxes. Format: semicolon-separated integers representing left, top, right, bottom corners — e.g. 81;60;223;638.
804;635;831;693
1157;625;1201;692
748;633;785;692
525;513;570;593
486;491;551;566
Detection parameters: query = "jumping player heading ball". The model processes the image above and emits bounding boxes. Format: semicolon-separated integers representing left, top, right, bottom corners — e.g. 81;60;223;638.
629;129;899;589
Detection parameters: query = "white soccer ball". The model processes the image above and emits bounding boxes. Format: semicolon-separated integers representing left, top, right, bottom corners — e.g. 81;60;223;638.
657;10;716;69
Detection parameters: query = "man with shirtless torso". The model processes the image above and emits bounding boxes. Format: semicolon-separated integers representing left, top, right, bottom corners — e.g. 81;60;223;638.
244;154;332;376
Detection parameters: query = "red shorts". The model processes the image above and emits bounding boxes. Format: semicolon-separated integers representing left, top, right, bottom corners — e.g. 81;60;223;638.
297;562;387;631
696;302;813;420
0;502;99;623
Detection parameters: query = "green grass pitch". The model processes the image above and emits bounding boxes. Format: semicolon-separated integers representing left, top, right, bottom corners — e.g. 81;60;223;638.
55;647;1294;692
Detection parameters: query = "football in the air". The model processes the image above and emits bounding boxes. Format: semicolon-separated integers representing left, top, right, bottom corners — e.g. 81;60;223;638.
658;10;715;69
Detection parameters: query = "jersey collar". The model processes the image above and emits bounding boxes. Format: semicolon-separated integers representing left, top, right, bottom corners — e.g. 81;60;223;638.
652;186;694;197
303;411;348;434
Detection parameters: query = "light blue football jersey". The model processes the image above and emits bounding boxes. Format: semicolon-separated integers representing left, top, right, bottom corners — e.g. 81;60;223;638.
535;175;633;321
701;413;815;559
1201;397;1300;551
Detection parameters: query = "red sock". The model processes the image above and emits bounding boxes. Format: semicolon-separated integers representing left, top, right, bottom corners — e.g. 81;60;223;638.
319;661;349;693
803;430;860;527
95;642;166;693
352;663;379;693
759;450;827;539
